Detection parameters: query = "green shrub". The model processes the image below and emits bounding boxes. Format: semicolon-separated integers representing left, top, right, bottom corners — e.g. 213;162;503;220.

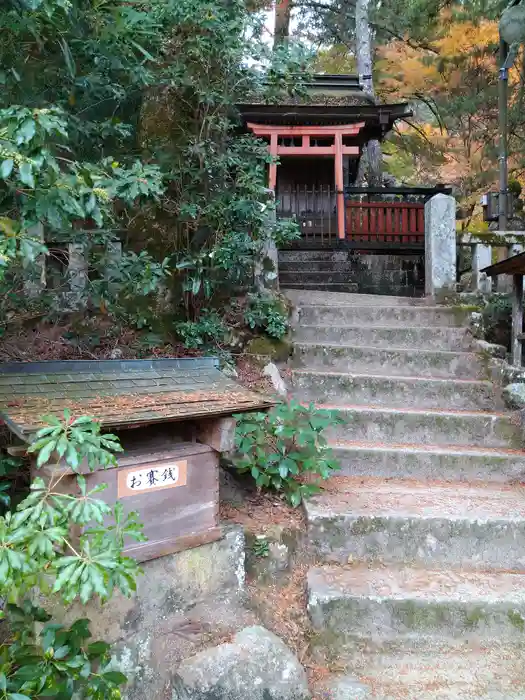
244;293;288;340
175;309;228;349
0;411;144;699
482;294;512;349
232;401;344;506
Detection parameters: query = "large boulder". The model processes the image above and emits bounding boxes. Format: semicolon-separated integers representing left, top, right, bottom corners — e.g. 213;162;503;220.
171;626;310;700
503;383;525;410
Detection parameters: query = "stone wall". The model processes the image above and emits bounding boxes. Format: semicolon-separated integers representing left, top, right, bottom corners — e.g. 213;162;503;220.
349;252;424;297
279;249;425;297
42;526;249;700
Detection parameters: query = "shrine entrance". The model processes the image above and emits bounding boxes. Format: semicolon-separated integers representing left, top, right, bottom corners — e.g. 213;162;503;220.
247;122;364;241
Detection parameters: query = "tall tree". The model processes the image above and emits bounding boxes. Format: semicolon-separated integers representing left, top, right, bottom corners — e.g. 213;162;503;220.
355;0;383;185
275;0;292;46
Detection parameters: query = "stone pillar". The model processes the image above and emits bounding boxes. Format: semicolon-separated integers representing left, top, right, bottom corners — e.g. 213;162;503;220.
23;223;46;299
425;193;457;298
67;243;88;309
254;190;279;293
472;243;492;294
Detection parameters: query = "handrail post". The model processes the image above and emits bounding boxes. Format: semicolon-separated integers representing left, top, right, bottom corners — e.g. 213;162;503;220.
425;193;457;298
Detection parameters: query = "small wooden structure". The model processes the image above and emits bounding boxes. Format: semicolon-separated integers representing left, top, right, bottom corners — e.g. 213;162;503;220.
0;358;273;562
482;252;525;365
239;75;450;251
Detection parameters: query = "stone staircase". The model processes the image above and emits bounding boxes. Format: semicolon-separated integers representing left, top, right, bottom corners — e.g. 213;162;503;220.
286;289;525;699
279;249;424;297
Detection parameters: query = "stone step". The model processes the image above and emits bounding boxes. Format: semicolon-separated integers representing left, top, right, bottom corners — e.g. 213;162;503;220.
307;564;525;641
299;305;468;328
292;371;499;411
279;250;350;263
312;638;525;699
330;441;525;483
280;261;356;272
284;289;428;306
293;343;485;380
281;282;359;293
326;405;521;449
281;271;359;284
293;325;471;351
305;477;525;569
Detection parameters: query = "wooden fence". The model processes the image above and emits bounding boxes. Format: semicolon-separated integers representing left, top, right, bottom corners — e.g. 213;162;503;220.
276;185;428;249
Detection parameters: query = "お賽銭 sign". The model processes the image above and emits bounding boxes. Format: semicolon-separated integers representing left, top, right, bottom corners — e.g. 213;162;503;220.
117;460;187;497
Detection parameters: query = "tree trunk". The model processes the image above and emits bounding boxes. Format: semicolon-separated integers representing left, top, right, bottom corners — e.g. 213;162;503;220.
355;0;382;186
274;0;291;47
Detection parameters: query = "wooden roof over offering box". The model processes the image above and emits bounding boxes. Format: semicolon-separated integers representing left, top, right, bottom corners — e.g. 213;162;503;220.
0;358;273;441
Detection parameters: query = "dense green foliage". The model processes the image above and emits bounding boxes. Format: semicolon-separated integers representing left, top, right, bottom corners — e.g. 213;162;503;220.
244;293;288;340
0;413;143;698
232;401;345;506
0;0;304;343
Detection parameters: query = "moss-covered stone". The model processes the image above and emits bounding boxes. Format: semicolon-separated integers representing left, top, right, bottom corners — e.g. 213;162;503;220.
508;609;525;631
246;335;292;363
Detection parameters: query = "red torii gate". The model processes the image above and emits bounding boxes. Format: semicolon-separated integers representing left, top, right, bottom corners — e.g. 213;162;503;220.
247;122;365;239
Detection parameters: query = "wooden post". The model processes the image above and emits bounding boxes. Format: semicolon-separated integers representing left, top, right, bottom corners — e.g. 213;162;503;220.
269;133;278;191
334;132;345;240
512;273;524;366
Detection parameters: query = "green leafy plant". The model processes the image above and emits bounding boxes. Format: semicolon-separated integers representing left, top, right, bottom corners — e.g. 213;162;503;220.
0;453;23;512
244;293;288;340
232;401;345;507
252;535;270;558
175;309;228;350
0;412;145;698
0;601;127;700
27;409;122;471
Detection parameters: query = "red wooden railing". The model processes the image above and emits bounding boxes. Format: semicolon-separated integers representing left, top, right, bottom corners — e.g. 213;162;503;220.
276;185;433;248
345;201;425;245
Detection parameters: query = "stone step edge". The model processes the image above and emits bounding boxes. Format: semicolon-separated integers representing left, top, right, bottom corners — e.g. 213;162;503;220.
297;304;466;312
329;439;525;459
306;477;525;522
317;403;508;419
292;368;492;388
307;564;525;604
295;341;479;360
293;323;467;333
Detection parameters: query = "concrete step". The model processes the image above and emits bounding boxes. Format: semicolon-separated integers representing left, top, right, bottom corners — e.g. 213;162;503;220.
307;563;525;641
306;477;525;569
279;250;350;263
293;344;485;380
284;289;428;306
330;441;525;483
299;305;469;328
312;638;525;699
293;325;472;351
292;371;499;411
326;405;521;449
280;282;359;293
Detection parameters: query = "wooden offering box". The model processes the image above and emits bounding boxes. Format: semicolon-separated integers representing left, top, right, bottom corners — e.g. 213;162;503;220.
0;359;273;562
39;440;220;562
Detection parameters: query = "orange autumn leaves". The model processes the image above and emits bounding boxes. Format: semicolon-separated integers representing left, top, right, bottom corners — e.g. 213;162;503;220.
378;18;500;100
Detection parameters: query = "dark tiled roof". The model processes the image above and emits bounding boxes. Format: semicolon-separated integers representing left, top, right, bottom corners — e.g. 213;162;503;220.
0;358;274;441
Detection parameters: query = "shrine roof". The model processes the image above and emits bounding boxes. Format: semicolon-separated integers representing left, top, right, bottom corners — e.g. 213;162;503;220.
0;358;274;442
238;102;411;128
238;74;411;128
